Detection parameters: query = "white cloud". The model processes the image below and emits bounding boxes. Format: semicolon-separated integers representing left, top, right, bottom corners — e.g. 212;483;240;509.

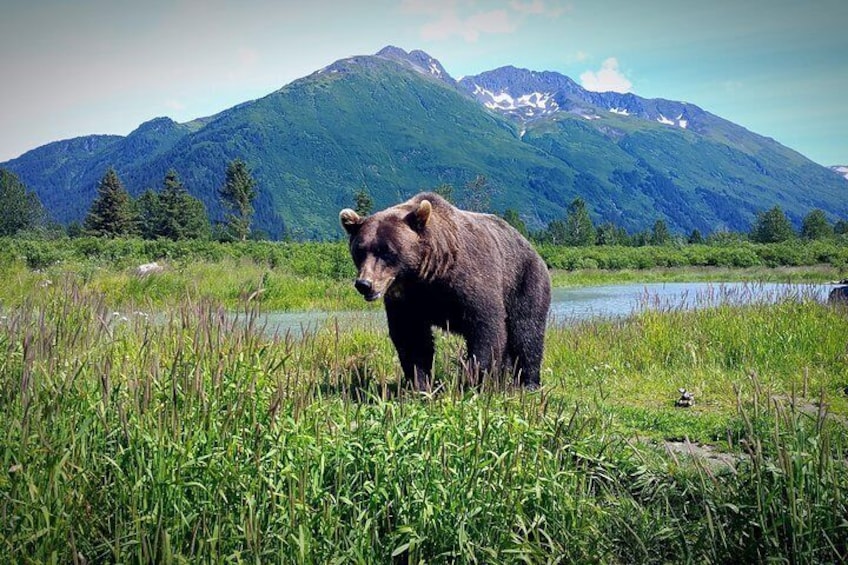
164;99;186;112
579;57;632;93
418;7;514;42
402;0;567;42
509;0;572;17
509;0;546;14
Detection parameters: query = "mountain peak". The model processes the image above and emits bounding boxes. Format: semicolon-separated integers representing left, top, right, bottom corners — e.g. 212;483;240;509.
129;116;180;136
375;45;455;86
458;66;582;121
375;45;409;59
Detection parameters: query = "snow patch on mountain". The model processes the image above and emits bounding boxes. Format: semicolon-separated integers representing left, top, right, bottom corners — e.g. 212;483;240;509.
831;165;848;181
657;113;688;129
473;86;558;114
609;107;630;116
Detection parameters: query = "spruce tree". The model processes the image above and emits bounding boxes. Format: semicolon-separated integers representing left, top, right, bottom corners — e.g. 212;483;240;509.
502;208;528;237
750;206;795;243
800;209;833;240
596;222;629;246
0;168;46;237
650;219;671;246
353;187;373;217
158;170;210;240
688;229;704;244
136;189;162;240
84;168;137;237
433;183;454;203
219;159;257;241
564;197;596;246
544;219;568;245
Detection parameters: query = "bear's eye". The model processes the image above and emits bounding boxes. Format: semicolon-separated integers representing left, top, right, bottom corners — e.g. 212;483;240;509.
380;244;399;265
352;246;368;265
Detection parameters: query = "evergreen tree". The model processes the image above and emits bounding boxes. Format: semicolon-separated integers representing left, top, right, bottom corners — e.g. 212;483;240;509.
650;219;671;246
136;189;162;240
66;221;84;238
543;219;568;245
750;206;795;243
834;219;848;236
800;209;833;240
707;229;747;246
0;168;46;237
501;208;528;237
353;187;374;217
219;159;257;241
84;168;137;237
433;183;454;203
564;197;596;247
630;231;651;247
687;229;704;244
463;175;492;212
181;197;211;240
157;170;210;240
596;222;629;246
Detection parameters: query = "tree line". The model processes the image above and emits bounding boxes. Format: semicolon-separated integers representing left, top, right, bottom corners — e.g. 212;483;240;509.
2;166;847;245
0;160;257;242
79;160;257;241
521;196;847;247
355;176;847;248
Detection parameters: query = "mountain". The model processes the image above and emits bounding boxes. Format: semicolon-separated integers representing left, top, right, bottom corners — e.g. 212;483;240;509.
831;166;848;181
2;46;846;239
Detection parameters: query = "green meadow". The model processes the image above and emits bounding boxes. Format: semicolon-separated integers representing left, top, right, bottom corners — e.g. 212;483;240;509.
1;238;847;562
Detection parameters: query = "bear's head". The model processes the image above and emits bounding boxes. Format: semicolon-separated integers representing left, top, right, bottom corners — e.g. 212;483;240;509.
339;199;433;301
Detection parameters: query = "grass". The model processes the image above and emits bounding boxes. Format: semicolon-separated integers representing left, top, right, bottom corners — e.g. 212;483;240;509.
1;272;847;562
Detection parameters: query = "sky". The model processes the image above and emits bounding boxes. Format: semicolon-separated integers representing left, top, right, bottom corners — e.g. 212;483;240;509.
1;0;846;166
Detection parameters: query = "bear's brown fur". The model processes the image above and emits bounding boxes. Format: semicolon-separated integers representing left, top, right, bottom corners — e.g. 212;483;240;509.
340;192;551;390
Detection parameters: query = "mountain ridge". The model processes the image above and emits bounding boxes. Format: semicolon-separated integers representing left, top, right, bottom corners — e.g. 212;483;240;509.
2;46;845;239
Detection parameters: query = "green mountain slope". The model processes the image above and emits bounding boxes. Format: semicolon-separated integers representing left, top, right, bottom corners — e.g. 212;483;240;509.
3;48;845;239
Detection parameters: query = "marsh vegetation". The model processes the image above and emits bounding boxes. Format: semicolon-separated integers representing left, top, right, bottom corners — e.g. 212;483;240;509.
1;238;847;562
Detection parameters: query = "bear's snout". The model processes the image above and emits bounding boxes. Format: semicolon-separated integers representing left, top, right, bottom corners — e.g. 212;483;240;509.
354;278;381;301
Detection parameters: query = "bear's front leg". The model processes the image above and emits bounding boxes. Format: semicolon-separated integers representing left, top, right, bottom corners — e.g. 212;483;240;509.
386;309;435;392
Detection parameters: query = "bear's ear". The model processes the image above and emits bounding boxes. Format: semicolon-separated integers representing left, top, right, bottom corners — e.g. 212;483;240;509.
408;199;432;232
339;208;362;235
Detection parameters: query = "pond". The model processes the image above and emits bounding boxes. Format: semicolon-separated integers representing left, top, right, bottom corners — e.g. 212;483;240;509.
256;281;833;337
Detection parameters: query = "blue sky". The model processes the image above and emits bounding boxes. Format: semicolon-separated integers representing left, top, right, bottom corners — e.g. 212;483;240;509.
1;0;846;166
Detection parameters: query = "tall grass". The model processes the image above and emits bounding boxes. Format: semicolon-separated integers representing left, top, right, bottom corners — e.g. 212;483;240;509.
1;279;847;562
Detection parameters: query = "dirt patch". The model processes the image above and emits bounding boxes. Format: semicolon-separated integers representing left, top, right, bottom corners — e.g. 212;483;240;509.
662;440;745;474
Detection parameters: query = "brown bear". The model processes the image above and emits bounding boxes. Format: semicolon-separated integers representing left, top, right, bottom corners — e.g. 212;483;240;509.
340;192;551;390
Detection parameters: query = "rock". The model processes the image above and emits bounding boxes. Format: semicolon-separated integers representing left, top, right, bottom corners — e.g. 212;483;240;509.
663;440;743;474
828;286;848;305
135;262;164;277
